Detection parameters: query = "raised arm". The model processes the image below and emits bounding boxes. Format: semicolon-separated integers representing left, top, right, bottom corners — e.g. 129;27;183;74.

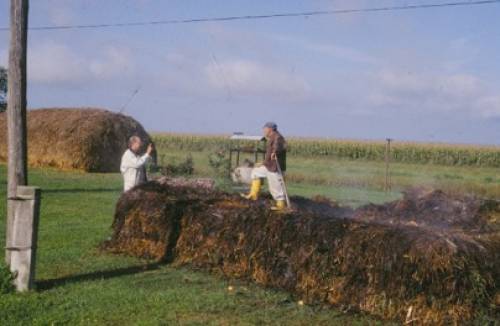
120;143;154;172
120;151;150;172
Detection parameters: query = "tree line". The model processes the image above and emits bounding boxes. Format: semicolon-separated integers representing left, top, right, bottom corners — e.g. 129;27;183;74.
0;66;6;113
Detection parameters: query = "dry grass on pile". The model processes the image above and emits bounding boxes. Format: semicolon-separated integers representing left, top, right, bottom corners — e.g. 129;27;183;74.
105;180;499;324
0;108;150;172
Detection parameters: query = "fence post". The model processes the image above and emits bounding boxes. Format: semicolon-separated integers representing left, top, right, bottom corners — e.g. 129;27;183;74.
6;186;41;292
385;138;393;192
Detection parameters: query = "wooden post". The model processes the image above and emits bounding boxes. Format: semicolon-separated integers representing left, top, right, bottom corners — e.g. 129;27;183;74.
385;138;392;192
7;186;40;291
6;0;29;266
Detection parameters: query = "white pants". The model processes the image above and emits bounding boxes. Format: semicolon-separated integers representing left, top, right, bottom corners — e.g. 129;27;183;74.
251;165;285;201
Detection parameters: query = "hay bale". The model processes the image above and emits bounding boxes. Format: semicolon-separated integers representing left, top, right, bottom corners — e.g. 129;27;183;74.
105;183;500;324
0;108;151;172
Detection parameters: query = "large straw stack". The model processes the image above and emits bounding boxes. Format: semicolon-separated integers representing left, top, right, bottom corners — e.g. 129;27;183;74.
105;180;499;324
0;108;151;172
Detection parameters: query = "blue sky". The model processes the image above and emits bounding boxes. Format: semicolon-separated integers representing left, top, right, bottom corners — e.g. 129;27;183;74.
0;0;499;144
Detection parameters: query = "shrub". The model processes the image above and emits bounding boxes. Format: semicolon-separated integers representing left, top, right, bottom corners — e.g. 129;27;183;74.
0;263;15;294
208;149;231;178
0;66;6;113
160;155;194;176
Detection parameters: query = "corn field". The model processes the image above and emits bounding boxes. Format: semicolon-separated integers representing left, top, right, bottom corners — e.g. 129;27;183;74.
152;133;500;168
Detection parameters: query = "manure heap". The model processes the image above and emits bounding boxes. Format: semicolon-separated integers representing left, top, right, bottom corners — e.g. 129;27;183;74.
106;179;499;324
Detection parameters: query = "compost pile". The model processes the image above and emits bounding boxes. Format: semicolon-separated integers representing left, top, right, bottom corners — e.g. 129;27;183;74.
0;108;151;172
105;180;500;324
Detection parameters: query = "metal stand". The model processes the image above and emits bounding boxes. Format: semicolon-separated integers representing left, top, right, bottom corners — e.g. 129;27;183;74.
385;138;393;192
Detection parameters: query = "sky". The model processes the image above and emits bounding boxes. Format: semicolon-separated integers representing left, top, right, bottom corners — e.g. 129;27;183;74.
0;0;499;145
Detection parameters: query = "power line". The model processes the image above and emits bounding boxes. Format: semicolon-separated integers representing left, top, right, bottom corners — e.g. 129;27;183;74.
0;0;499;32
119;86;141;114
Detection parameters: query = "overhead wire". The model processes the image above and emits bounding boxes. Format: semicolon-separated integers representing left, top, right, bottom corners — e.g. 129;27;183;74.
0;0;499;32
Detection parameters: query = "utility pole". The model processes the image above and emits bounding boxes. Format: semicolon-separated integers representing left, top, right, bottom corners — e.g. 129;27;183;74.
384;138;392;192
6;0;29;266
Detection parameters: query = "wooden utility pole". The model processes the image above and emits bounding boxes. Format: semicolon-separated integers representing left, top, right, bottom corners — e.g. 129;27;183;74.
6;0;29;266
384;138;392;192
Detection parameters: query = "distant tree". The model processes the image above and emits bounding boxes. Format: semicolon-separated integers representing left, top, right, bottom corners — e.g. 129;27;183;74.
0;66;6;113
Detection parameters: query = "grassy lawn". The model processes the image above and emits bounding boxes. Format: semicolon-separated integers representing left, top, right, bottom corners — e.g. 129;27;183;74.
0;165;388;325
0;150;496;324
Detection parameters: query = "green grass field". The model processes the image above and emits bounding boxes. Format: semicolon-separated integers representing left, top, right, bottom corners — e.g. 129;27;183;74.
0;165;391;325
155;149;499;205
0;139;498;324
151;133;499;204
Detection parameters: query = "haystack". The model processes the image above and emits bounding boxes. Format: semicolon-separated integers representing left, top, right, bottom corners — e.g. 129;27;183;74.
105;180;500;324
0;108;151;172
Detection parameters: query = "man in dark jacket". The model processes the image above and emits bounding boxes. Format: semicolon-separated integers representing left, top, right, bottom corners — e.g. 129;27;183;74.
242;122;287;210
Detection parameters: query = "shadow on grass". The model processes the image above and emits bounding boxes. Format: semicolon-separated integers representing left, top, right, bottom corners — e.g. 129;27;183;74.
36;263;162;291
42;188;121;194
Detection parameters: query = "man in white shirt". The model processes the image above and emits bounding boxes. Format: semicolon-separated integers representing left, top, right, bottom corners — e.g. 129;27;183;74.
120;136;154;192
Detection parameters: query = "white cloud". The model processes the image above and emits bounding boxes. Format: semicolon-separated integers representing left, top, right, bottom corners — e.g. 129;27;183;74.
271;35;377;65
440;74;482;98
29;41;88;83
303;42;378;65
203;25;377;65
28;41;135;84
369;70;499;117
205;59;310;99
377;71;481;98
48;5;75;26
474;96;500;118
89;46;135;78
